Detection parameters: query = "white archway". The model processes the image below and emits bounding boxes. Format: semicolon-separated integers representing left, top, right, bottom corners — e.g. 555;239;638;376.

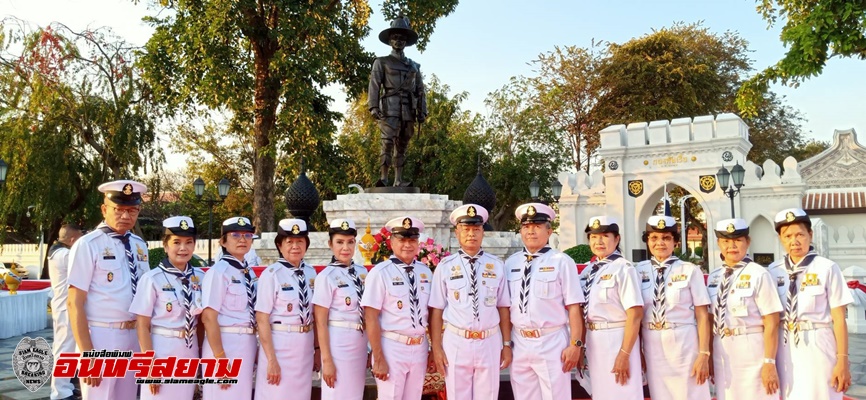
558;114;807;271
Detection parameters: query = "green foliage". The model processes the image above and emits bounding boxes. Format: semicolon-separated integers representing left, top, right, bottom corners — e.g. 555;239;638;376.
563;244;593;264
739;0;866;116
694;246;704;257
148;247;166;269
598;23;750;124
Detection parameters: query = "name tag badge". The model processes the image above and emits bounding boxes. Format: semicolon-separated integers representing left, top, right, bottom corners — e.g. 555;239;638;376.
337;283;349;288
161;287;176;292
511;268;521;273
231;278;242;284
392;281;405;286
777;276;786;287
539;266;555;272
449;275;464;280
281;286;294;291
730;304;748;317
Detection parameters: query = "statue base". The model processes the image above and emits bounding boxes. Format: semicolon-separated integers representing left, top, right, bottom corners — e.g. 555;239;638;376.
365;186;421;194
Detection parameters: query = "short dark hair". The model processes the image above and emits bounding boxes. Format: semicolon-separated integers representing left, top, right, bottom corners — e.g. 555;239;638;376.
274;233;310;258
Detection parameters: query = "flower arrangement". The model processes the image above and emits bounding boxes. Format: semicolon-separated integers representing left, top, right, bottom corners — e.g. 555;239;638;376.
371;227;450;270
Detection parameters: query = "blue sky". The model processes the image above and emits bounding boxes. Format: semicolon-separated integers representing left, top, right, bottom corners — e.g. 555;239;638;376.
4;0;865;160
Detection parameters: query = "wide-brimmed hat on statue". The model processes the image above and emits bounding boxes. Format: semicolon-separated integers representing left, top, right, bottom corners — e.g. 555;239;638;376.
378;15;418;46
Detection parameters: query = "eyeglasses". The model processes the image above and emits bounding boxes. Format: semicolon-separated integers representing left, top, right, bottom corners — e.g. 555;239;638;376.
229;232;254;240
107;205;141;217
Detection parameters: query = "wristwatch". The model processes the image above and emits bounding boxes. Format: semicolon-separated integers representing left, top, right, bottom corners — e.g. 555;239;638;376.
502;340;513;349
571;339;585;348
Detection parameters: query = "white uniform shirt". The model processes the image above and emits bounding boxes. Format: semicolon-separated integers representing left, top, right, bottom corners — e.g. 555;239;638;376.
506;249;584;328
581;257;643;323
311;264;367;323
430;250;509;331
67;228;149;322
360;258;432;336
202;260;259;327
254;261;317;325
129;266;205;329
47;244;72;314
706;262;783;328
767;256;853;323
635;258;711;323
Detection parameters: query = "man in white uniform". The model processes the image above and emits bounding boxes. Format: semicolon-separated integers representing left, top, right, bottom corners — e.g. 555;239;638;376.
506;203;585;400
429;204;512;400
48;223;83;400
362;216;433;400
68;180;149;400
769;208;853;399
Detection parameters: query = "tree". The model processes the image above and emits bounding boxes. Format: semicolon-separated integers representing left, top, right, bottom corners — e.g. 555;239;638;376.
738;0;866;116
526;44;606;172
592;23;814;165
483;77;571;230
139;0;459;233
0;19;161;267
597;23;750;123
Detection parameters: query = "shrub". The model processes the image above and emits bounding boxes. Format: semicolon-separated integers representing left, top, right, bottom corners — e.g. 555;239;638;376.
564;244;593;263
694;246;704;257
148;247;166;269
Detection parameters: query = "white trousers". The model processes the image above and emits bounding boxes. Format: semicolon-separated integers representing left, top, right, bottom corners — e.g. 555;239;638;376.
510;327;573;400
321;325;368;400
443;328;502;400
586;327;643;400
642;325;710;400
51;310;77;400
777;328;843;400
202;331;257;400
141;333;200;400
373;335;428;400
254;330;315;400
78;326;140;400
712;332;777;400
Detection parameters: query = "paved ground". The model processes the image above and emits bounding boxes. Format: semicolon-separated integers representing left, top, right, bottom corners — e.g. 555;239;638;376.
2;320;865;399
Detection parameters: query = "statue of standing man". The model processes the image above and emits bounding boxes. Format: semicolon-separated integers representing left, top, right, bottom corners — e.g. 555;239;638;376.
368;15;428;187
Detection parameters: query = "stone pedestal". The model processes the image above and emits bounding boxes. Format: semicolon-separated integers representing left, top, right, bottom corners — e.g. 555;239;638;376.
449;231;523;260
324;192;461;249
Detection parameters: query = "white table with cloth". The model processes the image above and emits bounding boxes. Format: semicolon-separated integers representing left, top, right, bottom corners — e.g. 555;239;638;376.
0;288;52;339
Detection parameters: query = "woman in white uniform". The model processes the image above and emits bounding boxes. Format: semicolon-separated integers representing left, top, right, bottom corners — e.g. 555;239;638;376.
254;218;318;400
130;216;205;399
707;218;782;399
201;217;259;400
635;215;711;400
770;208;853;399
313;218;369;400
580;216;644;399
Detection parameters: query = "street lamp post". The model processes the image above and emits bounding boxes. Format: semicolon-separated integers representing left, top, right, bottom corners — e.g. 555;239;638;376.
529;177;540;202
194;177;230;265
716;162;745;218
551;179;563;202
0;158;8;188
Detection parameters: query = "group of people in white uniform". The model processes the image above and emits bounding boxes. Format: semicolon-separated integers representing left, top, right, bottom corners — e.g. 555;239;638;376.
49;179;853;400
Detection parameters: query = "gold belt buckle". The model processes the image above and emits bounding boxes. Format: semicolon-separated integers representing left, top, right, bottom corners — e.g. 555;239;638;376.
521;329;540;338
465;330;483;340
121;321;136;330
300;324;312;333
722;328;733;337
407;336;423;345
587;322;597;331
786;322;797;331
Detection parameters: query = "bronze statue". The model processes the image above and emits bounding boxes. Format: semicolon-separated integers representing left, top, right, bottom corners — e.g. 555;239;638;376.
368;15;428;187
